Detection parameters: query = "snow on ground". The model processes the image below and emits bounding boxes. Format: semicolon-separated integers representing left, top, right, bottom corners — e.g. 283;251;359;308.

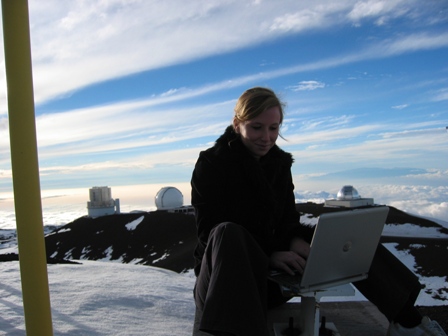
1;247;446;335
0;261;197;336
382;243;448;304
1;209;447;335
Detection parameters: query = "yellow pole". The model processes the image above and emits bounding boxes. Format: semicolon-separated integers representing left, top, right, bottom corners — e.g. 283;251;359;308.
1;0;53;335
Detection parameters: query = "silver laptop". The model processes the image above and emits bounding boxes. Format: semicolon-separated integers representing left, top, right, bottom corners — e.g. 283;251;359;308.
268;206;389;294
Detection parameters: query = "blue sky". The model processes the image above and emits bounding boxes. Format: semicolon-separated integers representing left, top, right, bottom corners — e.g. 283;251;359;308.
0;0;448;221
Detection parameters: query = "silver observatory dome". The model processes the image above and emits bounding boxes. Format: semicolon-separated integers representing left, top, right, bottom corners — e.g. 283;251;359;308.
337;185;361;200
155;186;183;210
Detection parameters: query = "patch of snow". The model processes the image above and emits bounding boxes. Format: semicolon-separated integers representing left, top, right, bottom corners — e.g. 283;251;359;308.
153;253;169;264
125;216;144;231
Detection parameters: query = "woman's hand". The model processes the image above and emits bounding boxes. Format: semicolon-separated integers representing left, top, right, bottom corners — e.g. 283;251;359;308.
289;237;310;261
269;251;306;275
269;238;310;275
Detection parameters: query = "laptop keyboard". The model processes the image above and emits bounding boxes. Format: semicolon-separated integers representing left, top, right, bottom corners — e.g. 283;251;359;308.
268;271;303;287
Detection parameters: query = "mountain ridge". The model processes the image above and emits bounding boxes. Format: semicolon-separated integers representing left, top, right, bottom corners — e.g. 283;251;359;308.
2;203;447;274
1;203;447;331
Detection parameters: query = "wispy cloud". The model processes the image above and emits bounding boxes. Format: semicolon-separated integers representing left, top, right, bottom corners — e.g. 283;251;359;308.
380;127;448;139
347;0;410;25
1;0;445;114
284;122;448;170
288;81;326;91
3;23;444;158
392;104;409;110
34;101;231;159
432;88;448;102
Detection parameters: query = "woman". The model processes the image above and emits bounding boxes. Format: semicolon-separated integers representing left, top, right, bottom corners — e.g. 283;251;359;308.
191;87;445;336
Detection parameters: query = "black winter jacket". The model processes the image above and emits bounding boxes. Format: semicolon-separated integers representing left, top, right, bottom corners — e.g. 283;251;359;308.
191;126;313;276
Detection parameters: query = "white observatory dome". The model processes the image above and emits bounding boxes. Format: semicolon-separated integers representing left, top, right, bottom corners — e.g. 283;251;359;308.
155;187;183;210
337;185;361;200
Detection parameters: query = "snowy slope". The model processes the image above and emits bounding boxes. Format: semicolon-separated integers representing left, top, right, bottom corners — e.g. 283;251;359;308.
1;203;448;335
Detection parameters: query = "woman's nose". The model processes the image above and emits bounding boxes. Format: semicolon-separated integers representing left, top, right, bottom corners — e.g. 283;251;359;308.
261;129;270;141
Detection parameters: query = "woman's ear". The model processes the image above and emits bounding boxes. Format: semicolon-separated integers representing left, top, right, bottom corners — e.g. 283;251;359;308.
232;117;240;133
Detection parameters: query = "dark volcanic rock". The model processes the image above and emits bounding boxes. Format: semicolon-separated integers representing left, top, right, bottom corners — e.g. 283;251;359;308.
44;211;197;273
0;253;19;262
42;204;448;281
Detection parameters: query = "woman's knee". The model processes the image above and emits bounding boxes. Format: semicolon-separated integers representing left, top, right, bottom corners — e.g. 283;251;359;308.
210;222;250;245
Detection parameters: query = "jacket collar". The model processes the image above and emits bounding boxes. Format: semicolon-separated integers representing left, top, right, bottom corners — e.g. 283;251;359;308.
214;125;293;165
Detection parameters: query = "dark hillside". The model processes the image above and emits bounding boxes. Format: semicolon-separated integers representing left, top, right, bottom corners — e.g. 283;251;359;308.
44;211;197;273
297;202;448;234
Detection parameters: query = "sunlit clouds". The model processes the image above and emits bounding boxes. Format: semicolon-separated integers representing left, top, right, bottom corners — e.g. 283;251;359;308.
0;0;447;224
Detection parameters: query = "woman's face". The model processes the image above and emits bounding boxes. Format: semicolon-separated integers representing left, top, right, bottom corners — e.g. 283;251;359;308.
234;106;281;160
